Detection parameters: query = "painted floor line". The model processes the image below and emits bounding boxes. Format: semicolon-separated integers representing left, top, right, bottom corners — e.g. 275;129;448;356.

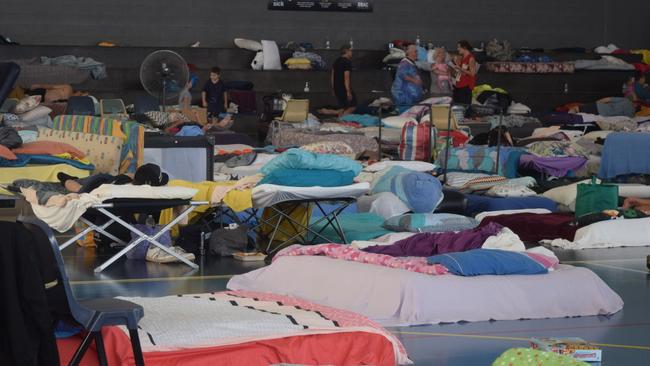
393;331;650;351
562;258;643;264
578;262;650;274
71;274;234;285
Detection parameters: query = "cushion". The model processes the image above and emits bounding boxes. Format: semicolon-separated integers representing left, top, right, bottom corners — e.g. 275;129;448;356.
259;168;356;187
547;216;650;249
12;140;86;159
284;58;312;65
486;184;538;198
356;192;411;220
13;95;41;114
365;160;436;172
382;116;413;129
460;175;508;192
0;144;17;160
383;213;479;233
287;64;312;70
300;141;355;157
542;179;594;210
234;38;263;52
370;166;412;193
18;105;52;122
36;128;123;174
444;172;491;188
427;249;551;276
145;111;169;128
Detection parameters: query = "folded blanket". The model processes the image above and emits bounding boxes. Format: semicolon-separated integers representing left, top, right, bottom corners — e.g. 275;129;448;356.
276;244;448;276
427;248;558;276
262;148;362;175
259;168;356;187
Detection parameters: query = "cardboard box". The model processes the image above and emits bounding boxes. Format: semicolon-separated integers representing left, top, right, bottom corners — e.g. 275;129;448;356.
530;337;602;362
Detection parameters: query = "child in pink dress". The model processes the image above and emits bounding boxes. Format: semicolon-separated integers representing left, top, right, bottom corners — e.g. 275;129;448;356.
431;48;452;94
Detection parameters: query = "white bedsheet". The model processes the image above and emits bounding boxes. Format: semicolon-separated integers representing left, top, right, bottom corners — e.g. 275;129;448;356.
228;256;623;326
252;182;370;207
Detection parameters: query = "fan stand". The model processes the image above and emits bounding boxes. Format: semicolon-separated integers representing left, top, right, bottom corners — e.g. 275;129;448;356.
160;77;167;113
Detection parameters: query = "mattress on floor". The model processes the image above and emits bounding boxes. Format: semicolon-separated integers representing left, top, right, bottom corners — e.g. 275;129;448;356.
57;290;409;366
228;256;623;326
252;182;370;207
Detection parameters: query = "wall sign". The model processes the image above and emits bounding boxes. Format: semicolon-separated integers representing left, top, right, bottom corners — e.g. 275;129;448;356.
268;0;373;12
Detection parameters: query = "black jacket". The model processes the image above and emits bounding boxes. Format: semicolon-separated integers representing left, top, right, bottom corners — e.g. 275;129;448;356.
0;221;60;366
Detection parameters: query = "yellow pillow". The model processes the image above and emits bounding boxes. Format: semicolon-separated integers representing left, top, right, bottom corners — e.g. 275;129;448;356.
284;58;311;65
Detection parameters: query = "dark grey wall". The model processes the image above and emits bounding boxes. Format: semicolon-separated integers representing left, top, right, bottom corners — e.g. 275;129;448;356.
2;0;649;49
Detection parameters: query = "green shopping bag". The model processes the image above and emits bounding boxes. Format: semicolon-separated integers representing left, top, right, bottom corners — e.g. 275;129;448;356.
574;177;619;218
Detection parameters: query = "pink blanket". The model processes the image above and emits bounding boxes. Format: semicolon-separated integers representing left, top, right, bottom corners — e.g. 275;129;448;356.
275;244;449;275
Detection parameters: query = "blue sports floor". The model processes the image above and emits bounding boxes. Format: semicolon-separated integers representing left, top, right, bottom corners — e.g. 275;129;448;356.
65;244;650;365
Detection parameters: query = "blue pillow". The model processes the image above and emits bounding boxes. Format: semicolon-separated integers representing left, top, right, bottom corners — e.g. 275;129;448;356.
259;168;355;187
370;166;411;195
427;249;548;276
383;213;478;233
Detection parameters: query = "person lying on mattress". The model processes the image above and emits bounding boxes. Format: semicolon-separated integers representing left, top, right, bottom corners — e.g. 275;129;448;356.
57;163;168;193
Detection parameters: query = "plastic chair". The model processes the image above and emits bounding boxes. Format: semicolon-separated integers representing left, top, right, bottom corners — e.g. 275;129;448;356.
18;216;146;366
65;96;96;116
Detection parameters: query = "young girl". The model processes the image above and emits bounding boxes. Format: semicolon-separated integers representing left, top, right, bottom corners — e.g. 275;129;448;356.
431;48;452;94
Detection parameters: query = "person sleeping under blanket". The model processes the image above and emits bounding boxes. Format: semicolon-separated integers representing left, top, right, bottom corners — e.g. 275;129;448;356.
57;163;168;194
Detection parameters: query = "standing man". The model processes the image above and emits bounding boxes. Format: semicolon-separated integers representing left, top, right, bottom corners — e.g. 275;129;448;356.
331;45;357;117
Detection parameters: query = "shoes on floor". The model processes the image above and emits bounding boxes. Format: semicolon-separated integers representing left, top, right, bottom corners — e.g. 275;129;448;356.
146;246;196;263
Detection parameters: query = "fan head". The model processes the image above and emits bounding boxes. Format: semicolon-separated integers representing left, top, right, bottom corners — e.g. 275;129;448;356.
139;50;189;102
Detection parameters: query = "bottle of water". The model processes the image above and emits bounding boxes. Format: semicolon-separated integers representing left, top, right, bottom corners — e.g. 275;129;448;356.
325;37;330;49
304;82;310;93
349;38;354;49
416;35;421;47
146;215;156;228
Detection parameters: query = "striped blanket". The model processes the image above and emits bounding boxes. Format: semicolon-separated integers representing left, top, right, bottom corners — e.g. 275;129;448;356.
52;115;144;174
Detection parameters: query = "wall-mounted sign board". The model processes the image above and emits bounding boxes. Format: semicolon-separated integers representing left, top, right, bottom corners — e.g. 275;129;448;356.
268;0;373;12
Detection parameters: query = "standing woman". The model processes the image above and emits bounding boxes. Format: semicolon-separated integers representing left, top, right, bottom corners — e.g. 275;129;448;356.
452;40;477;105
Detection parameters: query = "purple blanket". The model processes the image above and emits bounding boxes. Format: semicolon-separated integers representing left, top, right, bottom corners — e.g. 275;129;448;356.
362;222;503;257
519;155;587;177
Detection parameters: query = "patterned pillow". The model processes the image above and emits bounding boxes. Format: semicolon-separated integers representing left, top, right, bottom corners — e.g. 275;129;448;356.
301;141;355;157
460;175;508;192
145;111;169;127
486;184;538;198
37;128;123;174
13;95;42;114
383;213;479;233
444;172;490;188
2;113;19;122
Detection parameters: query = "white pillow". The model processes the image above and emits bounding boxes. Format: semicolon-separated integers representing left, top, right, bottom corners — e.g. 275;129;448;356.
364;160;436;172
18;105;52;122
234;38;263;52
547;217;650;250
13;95;41;114
261;40;282;70
382;116;412;129
485;184;537;198
541;179;595;210
356;192;410;220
